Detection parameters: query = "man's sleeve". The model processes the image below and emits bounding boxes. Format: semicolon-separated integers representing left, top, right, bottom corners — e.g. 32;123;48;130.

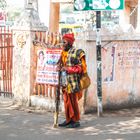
66;65;82;74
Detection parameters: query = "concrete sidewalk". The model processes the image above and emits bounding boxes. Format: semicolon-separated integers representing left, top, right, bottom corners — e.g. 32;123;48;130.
0;97;140;140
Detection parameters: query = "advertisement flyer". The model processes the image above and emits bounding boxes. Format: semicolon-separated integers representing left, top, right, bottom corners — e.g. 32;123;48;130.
36;48;62;85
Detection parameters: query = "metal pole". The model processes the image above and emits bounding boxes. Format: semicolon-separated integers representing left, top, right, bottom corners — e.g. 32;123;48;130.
96;11;103;117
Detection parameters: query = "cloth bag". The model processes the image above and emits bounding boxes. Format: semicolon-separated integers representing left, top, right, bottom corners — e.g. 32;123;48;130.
80;73;91;90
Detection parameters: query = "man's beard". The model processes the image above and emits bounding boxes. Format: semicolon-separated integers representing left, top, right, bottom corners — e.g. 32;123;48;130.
64;43;72;51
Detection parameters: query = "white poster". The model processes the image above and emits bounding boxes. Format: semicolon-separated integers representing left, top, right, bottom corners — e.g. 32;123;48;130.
36;48;62;85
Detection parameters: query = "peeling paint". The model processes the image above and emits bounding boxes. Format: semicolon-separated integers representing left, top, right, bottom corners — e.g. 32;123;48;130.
76;32;140;112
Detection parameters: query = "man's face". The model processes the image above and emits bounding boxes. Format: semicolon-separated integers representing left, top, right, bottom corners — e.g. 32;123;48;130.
62;39;71;51
62;39;68;47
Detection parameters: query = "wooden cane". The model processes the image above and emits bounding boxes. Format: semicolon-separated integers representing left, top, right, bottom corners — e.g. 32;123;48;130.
53;70;61;128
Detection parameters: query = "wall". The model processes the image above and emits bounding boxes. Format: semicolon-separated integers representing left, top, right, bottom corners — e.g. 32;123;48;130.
76;29;140;113
12;4;47;105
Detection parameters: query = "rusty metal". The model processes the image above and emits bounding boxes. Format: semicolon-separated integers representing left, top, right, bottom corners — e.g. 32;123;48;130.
0;26;13;97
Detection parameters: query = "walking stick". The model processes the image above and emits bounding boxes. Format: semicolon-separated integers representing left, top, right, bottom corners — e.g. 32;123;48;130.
53;70;61;128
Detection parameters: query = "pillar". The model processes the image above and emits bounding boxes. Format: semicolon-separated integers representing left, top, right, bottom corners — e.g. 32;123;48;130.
12;3;47;105
136;0;140;32
119;2;131;28
49;1;60;32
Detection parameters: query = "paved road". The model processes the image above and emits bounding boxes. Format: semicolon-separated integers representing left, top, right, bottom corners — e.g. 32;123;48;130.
0;97;140;140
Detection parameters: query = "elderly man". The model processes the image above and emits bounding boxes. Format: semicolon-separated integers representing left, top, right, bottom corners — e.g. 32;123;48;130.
58;33;87;128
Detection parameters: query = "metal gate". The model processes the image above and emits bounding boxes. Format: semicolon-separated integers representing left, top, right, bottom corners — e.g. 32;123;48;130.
0;26;13;97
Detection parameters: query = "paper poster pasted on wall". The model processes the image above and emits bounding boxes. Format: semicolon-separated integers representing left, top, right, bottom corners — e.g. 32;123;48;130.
102;45;116;82
36;48;62;85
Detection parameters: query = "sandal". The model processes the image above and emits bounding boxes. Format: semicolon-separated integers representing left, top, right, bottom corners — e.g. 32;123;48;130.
66;121;80;128
58;120;71;127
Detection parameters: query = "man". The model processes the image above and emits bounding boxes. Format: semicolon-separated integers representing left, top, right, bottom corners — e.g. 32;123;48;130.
58;33;87;128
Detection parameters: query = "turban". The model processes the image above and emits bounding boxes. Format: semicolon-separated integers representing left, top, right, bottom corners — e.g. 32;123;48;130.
62;33;75;45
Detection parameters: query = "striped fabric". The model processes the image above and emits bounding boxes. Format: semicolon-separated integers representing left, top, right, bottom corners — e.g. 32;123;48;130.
65;47;85;94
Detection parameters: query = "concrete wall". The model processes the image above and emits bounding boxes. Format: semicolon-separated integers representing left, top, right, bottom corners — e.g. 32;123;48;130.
76;30;140;113
12;1;140;113
12;4;47;106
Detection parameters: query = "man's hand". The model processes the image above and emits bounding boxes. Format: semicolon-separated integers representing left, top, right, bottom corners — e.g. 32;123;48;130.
56;65;62;71
61;66;68;71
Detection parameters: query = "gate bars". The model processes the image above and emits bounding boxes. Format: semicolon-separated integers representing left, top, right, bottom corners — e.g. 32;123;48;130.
0;26;13;97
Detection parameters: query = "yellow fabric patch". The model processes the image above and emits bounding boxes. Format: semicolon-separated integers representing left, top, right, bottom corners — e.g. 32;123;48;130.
67;84;71;94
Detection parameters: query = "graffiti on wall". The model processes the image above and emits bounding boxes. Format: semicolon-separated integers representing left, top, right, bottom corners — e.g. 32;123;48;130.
102;42;140;82
116;42;140;68
16;32;29;48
